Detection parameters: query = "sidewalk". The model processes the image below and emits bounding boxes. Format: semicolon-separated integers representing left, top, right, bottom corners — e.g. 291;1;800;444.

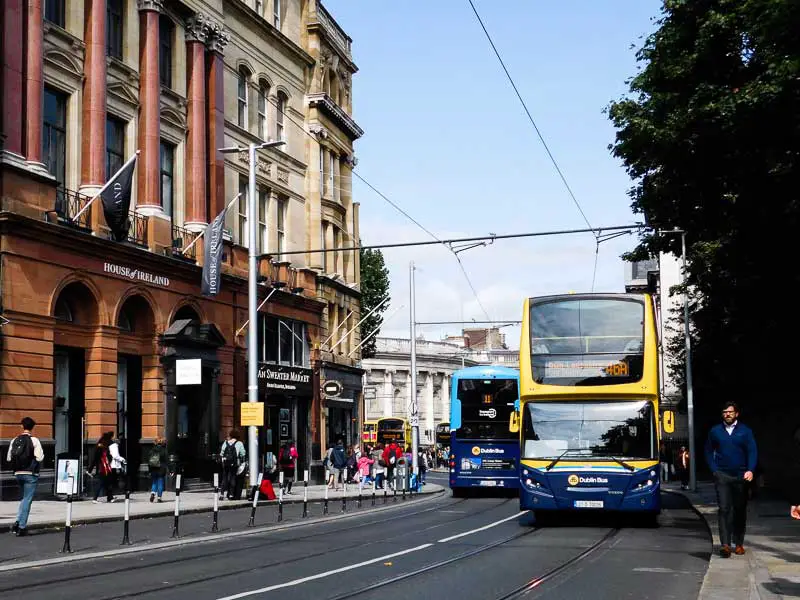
668;482;800;600
0;482;443;533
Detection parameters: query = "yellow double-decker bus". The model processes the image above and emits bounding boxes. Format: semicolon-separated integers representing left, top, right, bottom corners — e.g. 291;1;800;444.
361;420;377;445
376;417;411;448
517;293;661;519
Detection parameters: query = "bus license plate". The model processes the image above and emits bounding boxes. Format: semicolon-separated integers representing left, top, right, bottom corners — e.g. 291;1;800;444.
479;480;497;487
574;500;603;508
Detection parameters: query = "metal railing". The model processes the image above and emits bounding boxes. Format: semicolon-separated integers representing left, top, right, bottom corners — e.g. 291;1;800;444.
171;223;199;261
127;211;148;246
53;187;92;229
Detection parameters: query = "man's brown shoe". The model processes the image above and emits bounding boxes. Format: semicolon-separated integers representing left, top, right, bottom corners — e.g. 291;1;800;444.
734;545;746;555
720;545;732;558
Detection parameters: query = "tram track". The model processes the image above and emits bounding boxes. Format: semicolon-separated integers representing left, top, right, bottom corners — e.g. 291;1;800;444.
0;496;513;598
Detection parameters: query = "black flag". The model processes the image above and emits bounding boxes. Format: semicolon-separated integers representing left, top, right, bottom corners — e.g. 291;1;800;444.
100;156;137;242
201;205;227;296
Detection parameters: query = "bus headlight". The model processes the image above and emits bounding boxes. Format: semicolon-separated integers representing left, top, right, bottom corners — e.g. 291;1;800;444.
632;479;654;491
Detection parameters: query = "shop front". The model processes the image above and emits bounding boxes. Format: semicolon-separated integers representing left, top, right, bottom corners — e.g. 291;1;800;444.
321;363;364;452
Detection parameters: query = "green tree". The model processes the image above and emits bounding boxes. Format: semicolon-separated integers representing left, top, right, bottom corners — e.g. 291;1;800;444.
359;249;390;359
608;0;800;480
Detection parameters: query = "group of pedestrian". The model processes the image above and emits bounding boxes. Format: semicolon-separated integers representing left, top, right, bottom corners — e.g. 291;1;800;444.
659;443;691;489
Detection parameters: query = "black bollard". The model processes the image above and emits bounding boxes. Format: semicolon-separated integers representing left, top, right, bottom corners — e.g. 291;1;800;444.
60;478;74;554
371;469;376;507
393;471;398;503
341;477;347;513
248;473;263;527
323;470;329;515
277;472;284;522
121;489;131;545
302;470;309;518
171;474;182;538
211;472;219;533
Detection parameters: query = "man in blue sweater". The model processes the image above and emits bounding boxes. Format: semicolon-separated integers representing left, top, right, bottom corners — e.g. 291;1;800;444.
704;401;758;558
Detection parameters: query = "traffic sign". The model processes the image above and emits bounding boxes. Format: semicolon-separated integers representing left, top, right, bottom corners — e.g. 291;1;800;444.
410;415;420;427
323;380;343;397
363;387;376;400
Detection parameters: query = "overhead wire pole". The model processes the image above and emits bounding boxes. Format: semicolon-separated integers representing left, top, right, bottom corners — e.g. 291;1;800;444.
219;140;285;494
409;262;419;482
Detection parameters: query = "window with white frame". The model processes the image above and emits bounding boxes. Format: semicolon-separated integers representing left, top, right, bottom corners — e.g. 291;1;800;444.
258;315;309;367
328;151;335;198
238;176;248;246
257;82;269;140
237;68;249;129
276;91;287;145
273;0;281;30
258;187;268;254
319;147;325;195
276;197;286;253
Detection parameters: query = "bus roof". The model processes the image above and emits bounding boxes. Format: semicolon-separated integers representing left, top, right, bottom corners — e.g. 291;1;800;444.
452;365;519;379
528;292;649;303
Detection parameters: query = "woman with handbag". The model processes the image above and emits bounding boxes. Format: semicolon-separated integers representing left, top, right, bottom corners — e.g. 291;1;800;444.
90;432;116;503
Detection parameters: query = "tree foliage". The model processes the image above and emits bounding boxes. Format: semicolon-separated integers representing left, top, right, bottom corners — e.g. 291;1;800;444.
359;249;390;359
608;0;800;477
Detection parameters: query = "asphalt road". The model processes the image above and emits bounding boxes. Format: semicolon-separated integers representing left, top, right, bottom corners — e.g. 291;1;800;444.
0;479;710;600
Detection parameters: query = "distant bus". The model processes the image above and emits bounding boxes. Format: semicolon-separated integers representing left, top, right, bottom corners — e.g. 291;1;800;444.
362;420;377;444
449;366;520;495
435;422;450;447
518;293;661;520
376;417;411;448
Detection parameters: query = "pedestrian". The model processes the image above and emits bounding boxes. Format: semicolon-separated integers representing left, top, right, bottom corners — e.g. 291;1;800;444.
677;446;690;490
357;446;375;491
7;417;45;536
417;447;428;485
219;430;245;500
279;440;298;494
372;443;385;489
329;439;347;490
382;441;402;489
108;433;127;491
704;401;758;558
659;446;670;483
90;432;116;503
147;437;168;502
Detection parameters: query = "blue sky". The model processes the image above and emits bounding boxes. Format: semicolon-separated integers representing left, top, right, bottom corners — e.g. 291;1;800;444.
324;0;663;349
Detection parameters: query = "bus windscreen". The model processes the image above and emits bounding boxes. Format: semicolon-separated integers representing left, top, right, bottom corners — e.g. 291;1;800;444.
455;378;518;441
529;298;645;386
522;400;655;461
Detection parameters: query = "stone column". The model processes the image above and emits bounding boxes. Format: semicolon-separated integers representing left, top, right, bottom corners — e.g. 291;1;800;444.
136;0;163;214
183;14;209;232
141;353;163;441
442;374;450;425
206;24;229;218
353;202;361;284
325;221;335;274
383;370;393;417
340;159;355;283
79;0;107;195
307;132;324;271
1;0;25;159
85;329;120;442
25;0;46;169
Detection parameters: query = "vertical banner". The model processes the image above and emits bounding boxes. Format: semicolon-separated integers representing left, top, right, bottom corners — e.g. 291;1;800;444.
201;206;227;296
100;157;137;242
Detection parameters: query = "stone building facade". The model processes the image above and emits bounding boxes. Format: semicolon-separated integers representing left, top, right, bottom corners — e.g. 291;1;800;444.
0;0;361;492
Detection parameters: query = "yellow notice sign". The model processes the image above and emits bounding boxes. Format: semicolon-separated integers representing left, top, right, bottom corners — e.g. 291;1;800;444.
663;410;675;434
241;403;264;427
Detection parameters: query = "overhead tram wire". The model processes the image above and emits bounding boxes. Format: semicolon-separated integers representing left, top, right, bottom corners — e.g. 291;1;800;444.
263;95;494;319
259;224;642;259
465;0;606;288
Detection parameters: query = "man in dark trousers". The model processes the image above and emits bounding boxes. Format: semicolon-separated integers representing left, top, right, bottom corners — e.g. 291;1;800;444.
704;401;758;558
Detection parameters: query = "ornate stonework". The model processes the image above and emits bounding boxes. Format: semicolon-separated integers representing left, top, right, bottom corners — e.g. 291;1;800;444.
185;14;212;44
237;150;271;176
277;167;289;184
309;124;329;140
207;22;230;55
136;0;163;12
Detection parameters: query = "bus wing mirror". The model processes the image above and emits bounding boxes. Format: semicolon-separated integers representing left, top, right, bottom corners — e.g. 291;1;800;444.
509;412;520;433
663;410;675;434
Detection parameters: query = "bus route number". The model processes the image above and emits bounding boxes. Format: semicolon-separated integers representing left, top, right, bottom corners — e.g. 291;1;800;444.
602;361;629;377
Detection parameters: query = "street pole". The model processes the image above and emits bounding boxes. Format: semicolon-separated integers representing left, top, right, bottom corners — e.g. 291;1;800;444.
247;142;259;492
220;140;284;493
409;262;419;481
681;232;696;492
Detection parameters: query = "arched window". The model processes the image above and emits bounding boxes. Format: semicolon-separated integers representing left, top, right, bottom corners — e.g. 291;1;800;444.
117;308;133;332
258;82;269;140
276;91;287;144
238;68;250;129
54;296;73;322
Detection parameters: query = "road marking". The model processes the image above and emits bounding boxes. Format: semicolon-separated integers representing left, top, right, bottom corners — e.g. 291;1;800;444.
437;511;526;543
439;510;466;513
215;544;434;600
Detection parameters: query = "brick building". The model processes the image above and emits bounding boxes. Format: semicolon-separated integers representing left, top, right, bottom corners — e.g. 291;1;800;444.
0;0;362;493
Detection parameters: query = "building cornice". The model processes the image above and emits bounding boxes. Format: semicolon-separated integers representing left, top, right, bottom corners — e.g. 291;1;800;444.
316;273;361;298
307;93;363;140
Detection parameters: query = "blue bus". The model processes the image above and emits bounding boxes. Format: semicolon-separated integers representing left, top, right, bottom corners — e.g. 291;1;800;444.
449;366;521;495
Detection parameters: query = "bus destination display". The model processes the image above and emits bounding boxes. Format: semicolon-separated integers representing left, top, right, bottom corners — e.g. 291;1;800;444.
542;359;629;379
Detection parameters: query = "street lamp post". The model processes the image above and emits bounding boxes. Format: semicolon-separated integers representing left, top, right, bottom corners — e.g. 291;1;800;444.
661;228;695;491
409;262;419;481
219;140;285;492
